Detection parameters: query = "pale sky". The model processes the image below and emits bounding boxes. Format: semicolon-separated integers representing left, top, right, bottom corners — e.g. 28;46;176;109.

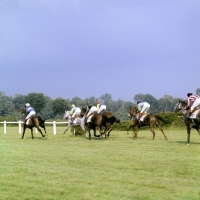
0;0;200;101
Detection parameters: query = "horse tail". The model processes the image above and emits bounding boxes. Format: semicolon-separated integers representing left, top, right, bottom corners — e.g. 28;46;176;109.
155;115;167;124
37;116;45;124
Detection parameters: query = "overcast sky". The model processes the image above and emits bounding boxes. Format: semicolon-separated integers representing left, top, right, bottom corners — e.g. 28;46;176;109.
0;0;200;102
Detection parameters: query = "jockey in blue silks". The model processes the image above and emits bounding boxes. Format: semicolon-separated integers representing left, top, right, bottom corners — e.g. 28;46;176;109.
25;103;36;125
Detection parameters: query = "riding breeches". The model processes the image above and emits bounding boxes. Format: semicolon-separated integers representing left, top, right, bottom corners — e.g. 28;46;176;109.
140;102;150;113
25;111;36;124
87;106;97;116
191;98;200;111
72;108;81;118
97;105;106;113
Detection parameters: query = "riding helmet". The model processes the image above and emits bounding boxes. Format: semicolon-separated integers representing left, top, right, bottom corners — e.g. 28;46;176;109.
137;101;141;104
187;93;193;97
71;104;75;108
25;103;30;107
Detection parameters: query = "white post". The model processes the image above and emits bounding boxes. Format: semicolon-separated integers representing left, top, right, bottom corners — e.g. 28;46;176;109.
19;121;22;134
53;121;56;135
4;121;6;134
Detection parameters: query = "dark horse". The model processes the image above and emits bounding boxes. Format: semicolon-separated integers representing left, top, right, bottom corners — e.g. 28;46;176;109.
127;107;168;140
20;107;47;139
174;99;200;145
80;108;120;140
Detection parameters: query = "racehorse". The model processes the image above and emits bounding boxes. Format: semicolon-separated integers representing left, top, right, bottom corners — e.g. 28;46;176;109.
174;99;200;145
63;110;85;136
20;107;47;139
127;107;168;140
80;108;120;140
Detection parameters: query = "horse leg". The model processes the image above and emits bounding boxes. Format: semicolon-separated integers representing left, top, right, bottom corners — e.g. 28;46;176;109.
156;123;168;140
149;126;156;140
63;124;71;134
36;126;45;137
40;124;47;136
21;124;26;139
133;127;140;139
186;126;191;145
31;128;34;139
127;124;134;134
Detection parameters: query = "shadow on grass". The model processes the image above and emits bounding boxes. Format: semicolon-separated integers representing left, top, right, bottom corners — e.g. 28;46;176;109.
176;140;200;145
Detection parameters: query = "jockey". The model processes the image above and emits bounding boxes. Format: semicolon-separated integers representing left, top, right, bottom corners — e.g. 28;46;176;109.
137;101;150;121
25;103;36;125
96;100;106;113
86;104;97;123
70;104;81;121
186;93;200;114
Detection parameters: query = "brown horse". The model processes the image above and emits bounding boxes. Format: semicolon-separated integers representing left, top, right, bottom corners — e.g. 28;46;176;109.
127;107;168;140
20;107;47;139
80;108;120;140
174;99;200;145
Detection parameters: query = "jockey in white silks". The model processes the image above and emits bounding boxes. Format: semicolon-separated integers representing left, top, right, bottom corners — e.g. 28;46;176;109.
25;103;36;125
70;104;81;123
137;101;150;121
96;100;106;113
86;105;97;123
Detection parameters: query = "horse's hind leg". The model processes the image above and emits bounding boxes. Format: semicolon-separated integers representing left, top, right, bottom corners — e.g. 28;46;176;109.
149;126;156;140
156;122;168;140
41;124;48;136
36;127;45;137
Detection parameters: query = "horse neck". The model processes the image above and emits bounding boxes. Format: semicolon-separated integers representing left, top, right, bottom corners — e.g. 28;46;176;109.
179;105;187;116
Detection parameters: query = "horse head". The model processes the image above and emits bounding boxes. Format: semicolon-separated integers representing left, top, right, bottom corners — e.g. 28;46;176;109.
129;107;138;119
63;111;70;119
80;108;87;117
174;99;186;112
20;107;26;114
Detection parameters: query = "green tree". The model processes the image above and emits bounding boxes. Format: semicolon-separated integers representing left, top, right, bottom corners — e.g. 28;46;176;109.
12;94;26;111
99;94;112;104
0;92;15;116
52;97;69;118
196;88;200;96
39;96;55;119
25;93;46;113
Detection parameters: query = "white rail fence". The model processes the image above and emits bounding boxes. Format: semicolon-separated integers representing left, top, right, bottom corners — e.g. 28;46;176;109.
0;121;69;135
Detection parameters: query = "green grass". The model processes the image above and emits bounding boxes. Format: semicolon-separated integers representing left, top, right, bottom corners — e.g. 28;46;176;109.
1;126;200;200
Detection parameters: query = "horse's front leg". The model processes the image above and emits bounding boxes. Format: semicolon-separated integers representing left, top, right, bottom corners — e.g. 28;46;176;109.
63;124;71;134
133;127;140;139
186;126;191;145
21;125;26;139
31;128;34;139
127;124;133;134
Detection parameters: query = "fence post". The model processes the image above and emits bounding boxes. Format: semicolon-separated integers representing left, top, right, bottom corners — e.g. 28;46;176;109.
53;121;56;135
4;121;6;134
19;121;22;134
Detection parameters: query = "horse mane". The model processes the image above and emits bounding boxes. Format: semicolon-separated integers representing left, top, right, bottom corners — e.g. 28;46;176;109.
179;99;187;106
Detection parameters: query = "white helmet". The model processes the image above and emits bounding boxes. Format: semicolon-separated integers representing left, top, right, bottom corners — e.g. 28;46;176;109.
25;103;30;107
71;104;75;108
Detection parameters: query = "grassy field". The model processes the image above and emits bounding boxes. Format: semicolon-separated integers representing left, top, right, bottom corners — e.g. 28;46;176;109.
1;126;200;200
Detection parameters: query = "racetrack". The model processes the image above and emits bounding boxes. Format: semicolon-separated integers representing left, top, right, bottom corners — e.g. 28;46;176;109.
1;127;200;200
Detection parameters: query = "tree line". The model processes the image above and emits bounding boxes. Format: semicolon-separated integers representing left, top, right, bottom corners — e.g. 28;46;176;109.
0;88;200;121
